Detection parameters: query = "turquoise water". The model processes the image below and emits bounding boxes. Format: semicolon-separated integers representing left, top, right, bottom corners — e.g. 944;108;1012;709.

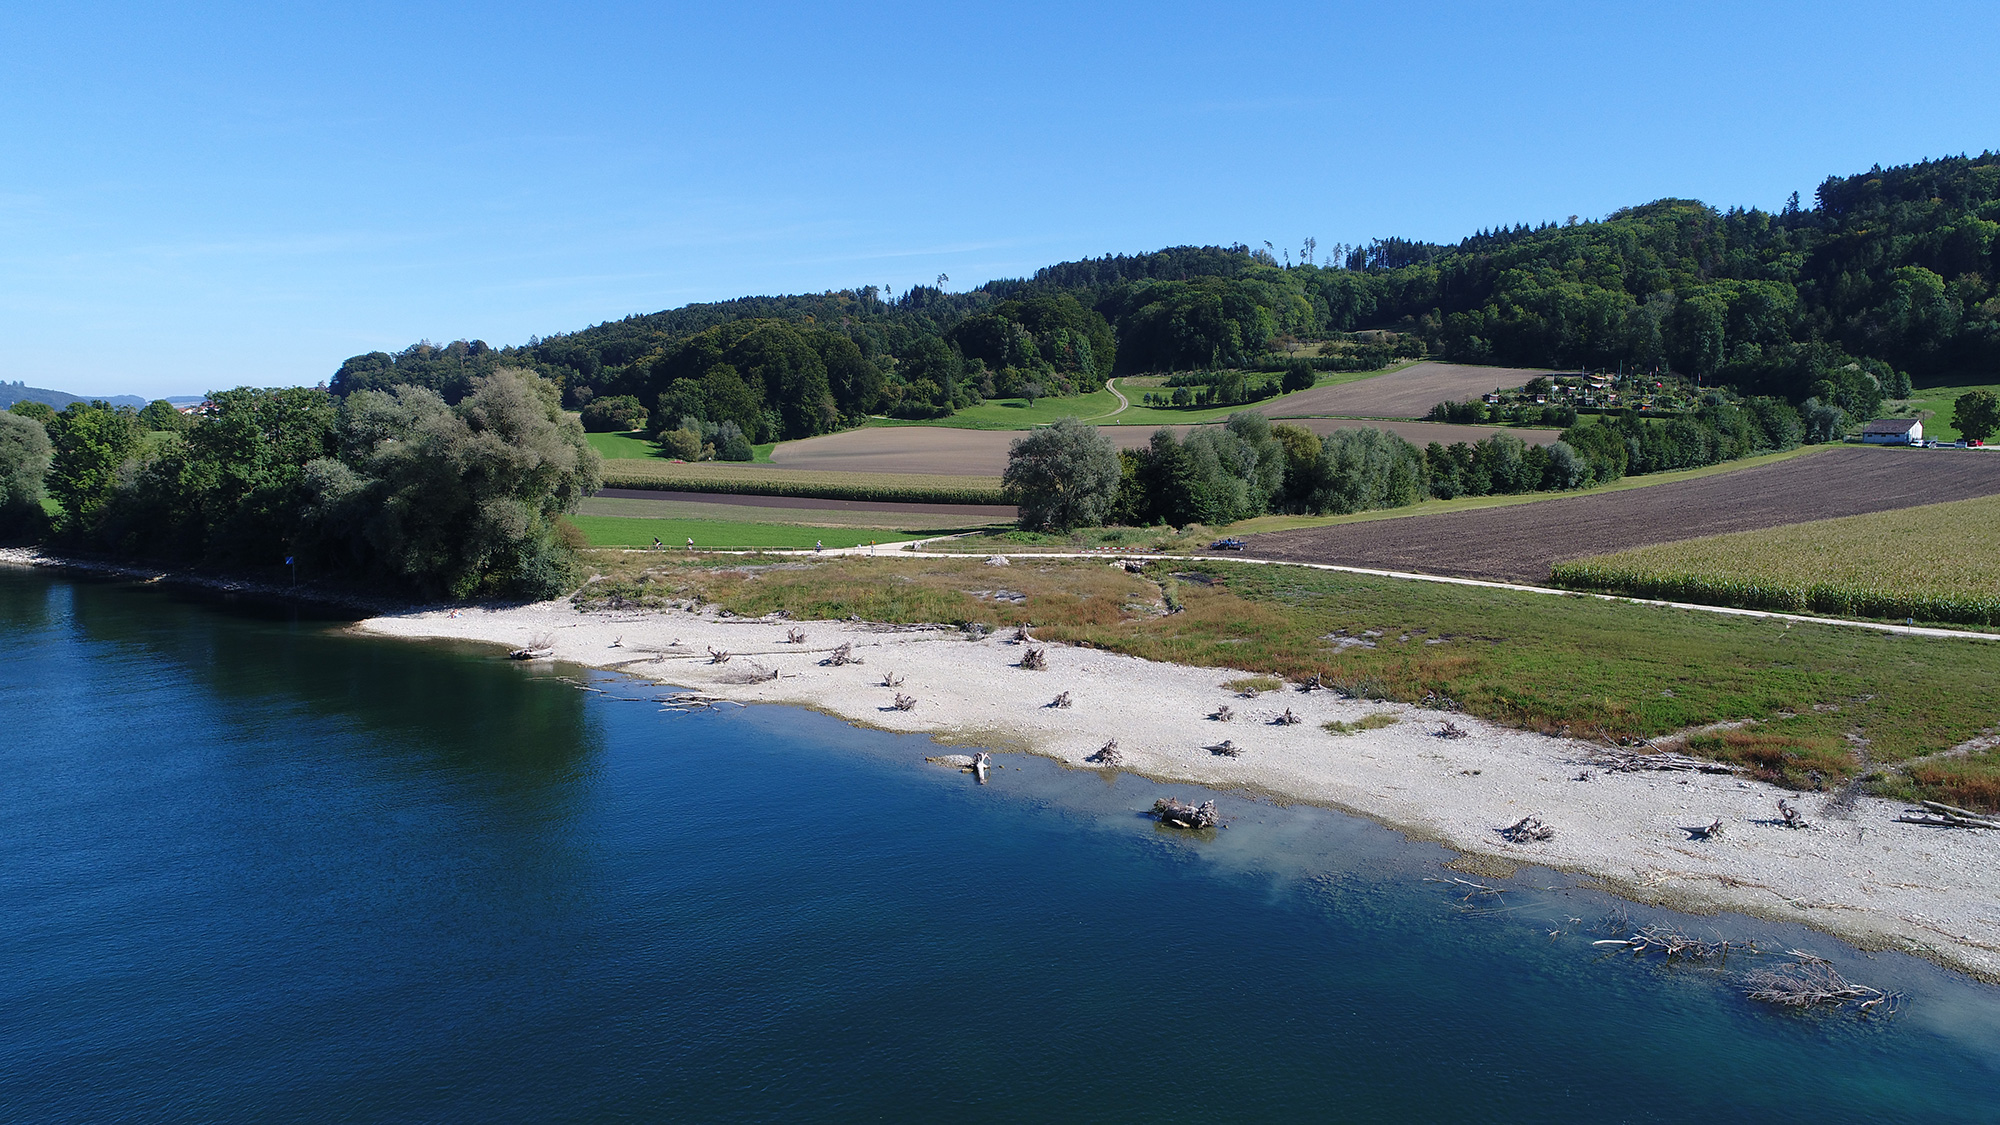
2;569;1998;1123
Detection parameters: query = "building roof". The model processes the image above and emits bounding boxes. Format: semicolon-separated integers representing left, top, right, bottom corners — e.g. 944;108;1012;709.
1862;418;1921;434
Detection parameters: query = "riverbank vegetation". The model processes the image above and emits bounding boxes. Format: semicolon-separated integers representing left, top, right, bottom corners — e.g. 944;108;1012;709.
572;552;2000;811
3;371;599;598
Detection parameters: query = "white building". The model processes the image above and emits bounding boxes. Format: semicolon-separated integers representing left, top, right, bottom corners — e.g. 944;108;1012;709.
1860;418;1923;445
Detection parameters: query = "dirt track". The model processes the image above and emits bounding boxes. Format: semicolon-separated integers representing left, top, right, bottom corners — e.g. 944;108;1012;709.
771;419;1558;476
1261;361;1558;419
593;487;1015;518
1242;448;2000;583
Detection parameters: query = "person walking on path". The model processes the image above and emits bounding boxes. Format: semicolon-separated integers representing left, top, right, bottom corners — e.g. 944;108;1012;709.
652;537;662;551
815;540;823;553
686;537;694;551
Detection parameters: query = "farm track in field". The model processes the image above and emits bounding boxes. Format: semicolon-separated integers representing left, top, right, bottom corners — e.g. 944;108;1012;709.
1242;448;2000;583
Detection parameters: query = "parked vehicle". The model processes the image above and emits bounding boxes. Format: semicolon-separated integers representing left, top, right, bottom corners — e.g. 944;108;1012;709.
1210;537;1247;551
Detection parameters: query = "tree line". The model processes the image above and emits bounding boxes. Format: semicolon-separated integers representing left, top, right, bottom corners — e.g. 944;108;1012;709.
1003;401;1815;534
2;372;599;599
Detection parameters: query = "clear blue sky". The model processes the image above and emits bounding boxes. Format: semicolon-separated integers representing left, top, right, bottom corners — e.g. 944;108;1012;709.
3;1;1996;399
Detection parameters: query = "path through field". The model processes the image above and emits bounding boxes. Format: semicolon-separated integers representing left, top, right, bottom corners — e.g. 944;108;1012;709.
1243;448;2000;582
771;419;1560;476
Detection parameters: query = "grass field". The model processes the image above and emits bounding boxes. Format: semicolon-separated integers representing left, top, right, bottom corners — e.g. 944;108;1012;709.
574;553;2000;809
596;459;1005;504
571;516;934;550
1552;494;2000;625
585;431;776;462
865;365;1408;432
1890;380;2000;442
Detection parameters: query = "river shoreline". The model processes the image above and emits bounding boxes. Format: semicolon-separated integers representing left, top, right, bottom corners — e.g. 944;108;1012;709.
356;596;2000;984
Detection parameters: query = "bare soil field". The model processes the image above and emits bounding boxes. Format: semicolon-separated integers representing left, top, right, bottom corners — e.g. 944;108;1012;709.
772;419;1558;476
1259;361;1560;419
1243;448;2000;583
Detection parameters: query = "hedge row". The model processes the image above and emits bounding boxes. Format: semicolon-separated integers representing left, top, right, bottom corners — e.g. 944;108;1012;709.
1550;564;2000;627
597;466;1008;506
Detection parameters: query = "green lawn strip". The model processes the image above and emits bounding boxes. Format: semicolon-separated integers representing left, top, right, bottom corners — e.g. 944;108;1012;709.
866;386;1123;431
585;431;663;459
570;515;933;550
578;496;1005;531
1890;379;2000;442
925;445;1831;553
573;553;2000;808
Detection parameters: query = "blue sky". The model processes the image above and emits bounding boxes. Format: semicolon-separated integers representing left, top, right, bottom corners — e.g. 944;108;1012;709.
3;1;1996;399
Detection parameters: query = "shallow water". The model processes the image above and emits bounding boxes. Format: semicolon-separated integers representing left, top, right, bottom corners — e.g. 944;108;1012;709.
2;570;1997;1123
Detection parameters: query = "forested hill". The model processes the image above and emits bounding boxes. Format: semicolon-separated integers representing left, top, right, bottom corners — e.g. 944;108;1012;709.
332;151;2000;443
0;382;147;411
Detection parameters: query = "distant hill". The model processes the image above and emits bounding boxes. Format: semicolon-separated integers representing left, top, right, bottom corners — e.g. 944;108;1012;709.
336;151;2000;445
0;381;148;411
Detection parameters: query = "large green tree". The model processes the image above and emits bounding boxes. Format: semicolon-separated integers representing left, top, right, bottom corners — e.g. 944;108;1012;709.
46;402;140;536
0;412;53;532
1953;390;2000;441
1002;417;1121;533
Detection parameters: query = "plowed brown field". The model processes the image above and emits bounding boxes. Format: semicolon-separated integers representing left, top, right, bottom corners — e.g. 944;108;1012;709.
771;419;1559;476
1242;448;2000;583
1261;361;1559;419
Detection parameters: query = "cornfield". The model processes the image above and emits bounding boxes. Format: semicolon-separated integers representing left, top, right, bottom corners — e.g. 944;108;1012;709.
1551;494;2000;626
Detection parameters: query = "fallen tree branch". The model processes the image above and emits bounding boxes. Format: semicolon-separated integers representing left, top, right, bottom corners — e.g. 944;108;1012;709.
1744;959;1899;1013
1895;800;2000;830
1086;738;1122;766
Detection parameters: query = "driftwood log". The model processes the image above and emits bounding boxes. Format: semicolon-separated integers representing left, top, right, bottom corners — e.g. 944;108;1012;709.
1048;691;1073;709
822;641;862;667
891;693;917;711
972;752;990;782
1501;814;1555;843
1151;798;1220;829
1273;708;1302;726
1018;647;1047;670
1684;818;1726;841
1206;740;1242;757
1434;720;1469;740
785;627;808;644
1778;799;1808;829
1296;674;1324;693
1086;739;1122;766
1210;704;1235;722
1593;748;1738;774
706;646;732;664
880;671;905;687
1895;800;2000;830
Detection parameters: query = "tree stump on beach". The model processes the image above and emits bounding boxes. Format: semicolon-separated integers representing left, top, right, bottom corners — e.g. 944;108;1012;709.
1151;798;1220;829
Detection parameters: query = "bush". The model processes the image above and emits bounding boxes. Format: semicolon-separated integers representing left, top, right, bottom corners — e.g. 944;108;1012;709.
581;394;648;433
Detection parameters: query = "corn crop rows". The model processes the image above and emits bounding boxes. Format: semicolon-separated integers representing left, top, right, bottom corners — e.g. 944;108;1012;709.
1550;495;2000;625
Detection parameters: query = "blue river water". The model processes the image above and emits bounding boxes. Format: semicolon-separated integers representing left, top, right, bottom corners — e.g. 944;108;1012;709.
2;568;1998;1123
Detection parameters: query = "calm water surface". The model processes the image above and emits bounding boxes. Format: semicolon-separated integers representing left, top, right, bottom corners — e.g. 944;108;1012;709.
2;570;1998;1123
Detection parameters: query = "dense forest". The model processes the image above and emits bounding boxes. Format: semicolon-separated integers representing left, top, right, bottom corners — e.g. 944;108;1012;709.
333;152;1999;442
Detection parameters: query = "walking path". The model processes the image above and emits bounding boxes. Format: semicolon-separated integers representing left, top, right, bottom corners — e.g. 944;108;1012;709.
1085;378;1130;421
755;539;2000;643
